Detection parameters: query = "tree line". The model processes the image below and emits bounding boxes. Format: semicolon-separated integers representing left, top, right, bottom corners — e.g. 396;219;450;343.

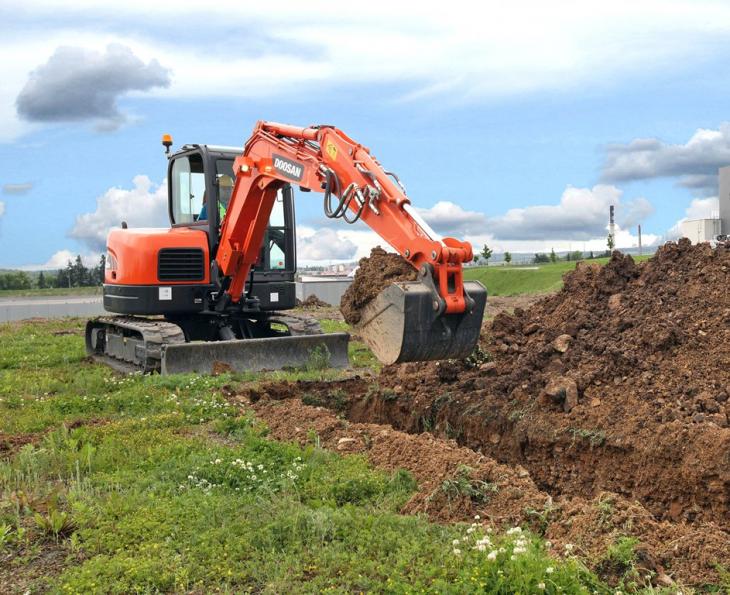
474;244;612;266
0;255;106;290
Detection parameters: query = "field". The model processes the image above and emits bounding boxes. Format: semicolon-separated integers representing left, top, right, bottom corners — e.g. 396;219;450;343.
0;286;102;299
464;256;652;296
1;319;606;594
1;245;728;593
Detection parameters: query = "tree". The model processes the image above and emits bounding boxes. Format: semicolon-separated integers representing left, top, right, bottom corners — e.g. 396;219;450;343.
0;271;32;290
473;254;480;265
589;251;595;259
95;254;106;285
549;248;557;263
503;251;512;264
481;244;493;263
565;250;583;262
533;253;550;264
607;233;615;251
37;271;47;289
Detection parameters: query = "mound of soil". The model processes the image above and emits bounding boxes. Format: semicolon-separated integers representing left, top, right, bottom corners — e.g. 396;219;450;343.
340;247;417;325
297;294;330;308
357;241;730;524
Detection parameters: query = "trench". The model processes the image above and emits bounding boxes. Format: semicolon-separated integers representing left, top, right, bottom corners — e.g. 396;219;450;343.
237;377;730;588
274;377;730;527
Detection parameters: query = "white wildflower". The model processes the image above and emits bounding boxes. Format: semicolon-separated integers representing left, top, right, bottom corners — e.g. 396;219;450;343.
453;548;461;555
487;551;498;561
537;583;546;590
546;567;554;574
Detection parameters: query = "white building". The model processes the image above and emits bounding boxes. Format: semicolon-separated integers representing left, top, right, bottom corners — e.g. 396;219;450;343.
680;218;721;243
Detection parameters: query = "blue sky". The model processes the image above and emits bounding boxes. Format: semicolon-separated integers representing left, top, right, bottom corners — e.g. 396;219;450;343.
2;1;730;268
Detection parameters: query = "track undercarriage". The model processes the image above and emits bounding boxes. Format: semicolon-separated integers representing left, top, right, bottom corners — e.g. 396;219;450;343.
85;312;350;374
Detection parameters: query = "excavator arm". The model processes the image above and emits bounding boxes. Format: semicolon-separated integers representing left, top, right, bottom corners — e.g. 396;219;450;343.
216;121;486;364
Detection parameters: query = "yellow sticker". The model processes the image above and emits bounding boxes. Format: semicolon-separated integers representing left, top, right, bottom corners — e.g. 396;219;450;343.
325;141;338;160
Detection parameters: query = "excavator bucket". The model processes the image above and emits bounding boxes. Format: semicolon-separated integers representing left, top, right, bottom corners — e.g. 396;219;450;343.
160;333;350;375
356;281;487;365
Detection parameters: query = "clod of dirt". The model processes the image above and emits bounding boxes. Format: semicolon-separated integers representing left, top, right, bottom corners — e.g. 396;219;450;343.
340;247;418;325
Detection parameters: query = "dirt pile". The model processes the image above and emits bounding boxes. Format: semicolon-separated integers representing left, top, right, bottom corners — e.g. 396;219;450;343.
297;294;330;308
340;247;417;324
353;241;729;524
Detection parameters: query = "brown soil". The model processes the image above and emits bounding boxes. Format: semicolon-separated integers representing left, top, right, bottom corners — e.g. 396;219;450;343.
340;247;417;325
297;294;331;308
351;242;730;523
230;378;730;587
0;431;40;458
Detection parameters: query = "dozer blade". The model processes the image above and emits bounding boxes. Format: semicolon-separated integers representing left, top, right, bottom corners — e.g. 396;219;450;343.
160;333;350;375
356;281;487;365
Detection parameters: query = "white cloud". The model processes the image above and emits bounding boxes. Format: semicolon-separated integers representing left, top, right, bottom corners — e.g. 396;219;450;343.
417;185;652;241
5;1;730;139
416;201;488;236
666;196;719;239
297;227;358;262
298;185;657;263
0;201;5;218
19;249;101;271
601;123;730;195
69;175;168;251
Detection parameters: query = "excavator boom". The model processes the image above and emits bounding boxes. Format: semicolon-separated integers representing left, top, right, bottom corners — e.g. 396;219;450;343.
216;121;486;363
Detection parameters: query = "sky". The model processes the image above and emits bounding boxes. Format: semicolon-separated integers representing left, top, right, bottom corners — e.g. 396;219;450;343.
1;0;730;268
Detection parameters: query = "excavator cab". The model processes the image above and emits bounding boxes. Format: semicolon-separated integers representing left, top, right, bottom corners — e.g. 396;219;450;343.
166;144;298;311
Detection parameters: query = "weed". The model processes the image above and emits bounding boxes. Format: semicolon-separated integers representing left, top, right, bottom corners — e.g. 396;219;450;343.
434;465;499;504
301;388;348;413
568;427;606;447
34;508;77;542
463;345;492;369
525;500;558;536
0;522;12;549
305;344;331;371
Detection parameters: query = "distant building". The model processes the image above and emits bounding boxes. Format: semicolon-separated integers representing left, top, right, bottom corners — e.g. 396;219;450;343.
680;218;721;243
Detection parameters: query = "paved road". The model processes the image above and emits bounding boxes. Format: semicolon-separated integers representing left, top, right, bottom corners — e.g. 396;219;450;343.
0;295;105;322
0;278;354;323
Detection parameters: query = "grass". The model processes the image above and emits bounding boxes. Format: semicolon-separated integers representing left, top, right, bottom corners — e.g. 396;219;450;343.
464;256;652;296
0;286;102;299
0;318;619;593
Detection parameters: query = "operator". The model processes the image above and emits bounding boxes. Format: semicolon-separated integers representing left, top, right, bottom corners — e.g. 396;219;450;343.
198;175;233;222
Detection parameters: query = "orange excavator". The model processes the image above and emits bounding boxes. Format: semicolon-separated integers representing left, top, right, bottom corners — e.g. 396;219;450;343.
86;121;486;373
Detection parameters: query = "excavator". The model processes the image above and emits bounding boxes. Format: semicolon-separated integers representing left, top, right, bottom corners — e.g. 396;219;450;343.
85;121;487;374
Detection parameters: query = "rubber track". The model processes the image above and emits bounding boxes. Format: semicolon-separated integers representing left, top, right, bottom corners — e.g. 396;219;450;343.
88;316;186;373
266;312;323;336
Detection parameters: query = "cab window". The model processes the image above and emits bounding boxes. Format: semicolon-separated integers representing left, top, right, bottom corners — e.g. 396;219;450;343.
258;193;288;270
171;154;205;224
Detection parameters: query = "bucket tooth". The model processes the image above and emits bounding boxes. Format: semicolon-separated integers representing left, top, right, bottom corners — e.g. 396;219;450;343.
356;281;486;365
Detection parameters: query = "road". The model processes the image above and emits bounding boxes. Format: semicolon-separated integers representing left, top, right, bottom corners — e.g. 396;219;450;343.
0;295;105;322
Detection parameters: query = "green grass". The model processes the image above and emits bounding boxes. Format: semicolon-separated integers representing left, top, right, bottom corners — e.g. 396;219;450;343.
0;319;663;593
0;286;102;299
464;256;652;296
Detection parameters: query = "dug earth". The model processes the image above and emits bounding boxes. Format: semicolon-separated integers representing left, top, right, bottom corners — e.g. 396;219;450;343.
243;240;729;587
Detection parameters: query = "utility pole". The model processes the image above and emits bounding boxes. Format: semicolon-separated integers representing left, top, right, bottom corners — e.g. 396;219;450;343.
638;224;642;256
